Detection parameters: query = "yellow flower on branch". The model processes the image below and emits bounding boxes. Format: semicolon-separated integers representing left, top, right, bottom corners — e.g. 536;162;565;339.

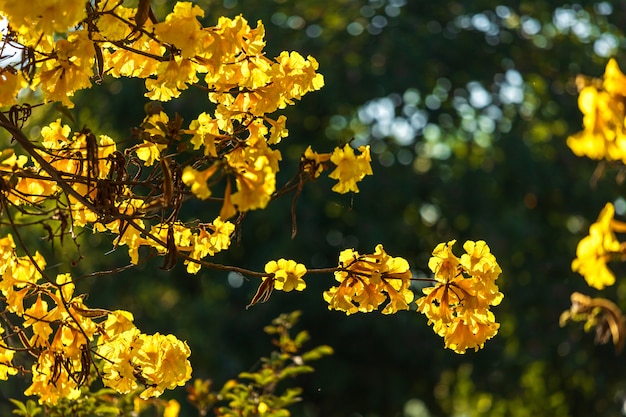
302;146;331;178
416;240;503;354
567;58;626;163
185;217;234;274
133;333;193;399
104;36;165;79
268;51;325;111
187;112;222;157
97;312;192;399
264;259;307;291
328;144;373;194
324;244;413;315
0;327;17;380
24;350;82;404
145;56;201;101
226;146;277;213
0;70;26;108
35;30;95;108
572;202;626;289
0;0;86;33
154;2;208;59
95;5;135;41
182;165;218;200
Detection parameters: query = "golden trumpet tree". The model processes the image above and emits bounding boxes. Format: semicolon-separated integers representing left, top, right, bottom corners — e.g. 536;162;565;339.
0;0;502;412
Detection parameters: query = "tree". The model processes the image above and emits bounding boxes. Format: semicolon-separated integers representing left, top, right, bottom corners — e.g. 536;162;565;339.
0;1;504;415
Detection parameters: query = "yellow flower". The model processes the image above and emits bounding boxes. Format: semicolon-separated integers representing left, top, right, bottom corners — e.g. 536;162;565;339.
23;294;54;348
24;350;81;404
113;220;147;264
11;174;57;205
302;146;330;178
95;5;134;41
0;0;86;33
267;115;289;144
104;36;165;79
35;30;94;108
264;259;307;291
164;399;181;417
0;345;17;380
272;51;325;107
182;165;218;200
185;217;234;274
154;2;208;59
416;240;503;353
603;58;626;96
135;141;167;166
328;144;373;194
567;59;626;163
208;216;235;252
0;70;26;108
98;325;141;394
324;245;413;315
187;112;222;157
145;56;200;101
226;147;277;212
572;202;625;289
133;333;192;399
101;310;137;341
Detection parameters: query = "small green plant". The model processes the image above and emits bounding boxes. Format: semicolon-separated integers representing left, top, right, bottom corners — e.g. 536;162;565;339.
188;311;333;417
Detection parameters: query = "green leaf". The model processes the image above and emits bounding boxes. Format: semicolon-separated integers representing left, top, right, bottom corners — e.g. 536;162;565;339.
293;330;310;347
92;405;122;416
278;365;314;380
300;345;334;362
10;399;42;417
9;399;27;416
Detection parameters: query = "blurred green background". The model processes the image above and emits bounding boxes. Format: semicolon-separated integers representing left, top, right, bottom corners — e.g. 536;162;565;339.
5;0;626;416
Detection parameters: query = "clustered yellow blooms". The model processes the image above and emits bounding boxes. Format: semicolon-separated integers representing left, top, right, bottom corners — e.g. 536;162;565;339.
0;1;337;405
572;202;626;290
567;58;626;162
0;234;192;404
562;59;626;353
324;244;414;315
321;241;503;353
0;0;353;222
416;240;503;353
567;61;626;289
0;0;375;230
300;144;374;194
265;259;307;292
0;2;505;412
0;117;235;273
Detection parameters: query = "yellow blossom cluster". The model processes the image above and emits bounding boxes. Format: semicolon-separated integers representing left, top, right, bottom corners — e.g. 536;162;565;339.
322;241;503;353
0;234;192;404
567;59;626;163
301;144;374;194
572;202;626;289
324;244;414;315
0;0;374;239
0;118;235;274
265;259;307;292
416;240;503;353
0;1;507;410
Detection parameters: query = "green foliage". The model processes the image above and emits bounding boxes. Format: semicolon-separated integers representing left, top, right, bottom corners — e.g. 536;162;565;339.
190;311;333;417
435;362;570;417
10;400;41;417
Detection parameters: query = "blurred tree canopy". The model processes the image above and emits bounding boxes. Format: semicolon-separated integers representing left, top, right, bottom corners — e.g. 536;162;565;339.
3;0;626;416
